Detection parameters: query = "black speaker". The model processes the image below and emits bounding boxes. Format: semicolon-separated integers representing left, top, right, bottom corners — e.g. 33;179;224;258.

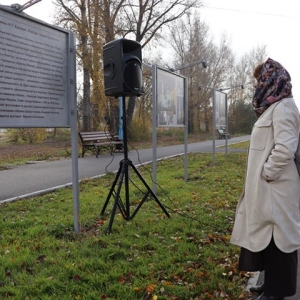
103;38;143;97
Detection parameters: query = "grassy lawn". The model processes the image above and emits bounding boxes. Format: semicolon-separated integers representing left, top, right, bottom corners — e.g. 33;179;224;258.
228;141;249;149
0;152;252;300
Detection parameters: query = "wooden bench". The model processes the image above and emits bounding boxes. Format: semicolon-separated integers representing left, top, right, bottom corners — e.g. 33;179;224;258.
217;129;231;140
78;131;123;158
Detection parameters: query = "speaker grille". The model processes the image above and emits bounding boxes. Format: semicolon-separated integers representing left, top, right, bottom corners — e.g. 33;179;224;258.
123;61;142;93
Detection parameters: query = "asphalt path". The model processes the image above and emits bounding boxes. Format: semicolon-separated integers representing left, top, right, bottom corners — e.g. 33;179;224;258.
0;135;250;203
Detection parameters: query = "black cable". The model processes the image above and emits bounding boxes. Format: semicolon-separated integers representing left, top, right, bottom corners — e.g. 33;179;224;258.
126;139;223;229
102;125;117;173
102;123;223;231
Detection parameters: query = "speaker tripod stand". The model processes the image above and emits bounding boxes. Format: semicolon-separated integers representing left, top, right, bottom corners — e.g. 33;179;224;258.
101;96;170;234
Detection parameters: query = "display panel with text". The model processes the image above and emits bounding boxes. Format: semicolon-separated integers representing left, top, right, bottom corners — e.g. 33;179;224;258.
214;91;226;128
0;6;71;127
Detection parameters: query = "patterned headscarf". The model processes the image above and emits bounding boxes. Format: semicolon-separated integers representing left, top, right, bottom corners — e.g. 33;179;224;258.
252;58;292;117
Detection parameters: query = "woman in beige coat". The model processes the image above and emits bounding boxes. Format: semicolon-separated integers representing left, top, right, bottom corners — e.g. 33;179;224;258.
230;58;300;300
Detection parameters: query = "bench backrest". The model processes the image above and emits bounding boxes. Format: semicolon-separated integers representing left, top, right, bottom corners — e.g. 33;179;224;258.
79;132;112;143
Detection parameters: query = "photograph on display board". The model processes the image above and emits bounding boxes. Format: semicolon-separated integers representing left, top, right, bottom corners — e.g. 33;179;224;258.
157;68;185;127
214;91;226;129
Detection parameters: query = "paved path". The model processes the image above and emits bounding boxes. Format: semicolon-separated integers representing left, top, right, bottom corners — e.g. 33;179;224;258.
0;135;249;202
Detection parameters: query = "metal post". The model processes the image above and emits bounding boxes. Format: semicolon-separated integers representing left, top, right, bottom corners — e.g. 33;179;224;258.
225;93;228;157
212;89;216;164
152;64;157;193
184;77;188;181
69;32;80;233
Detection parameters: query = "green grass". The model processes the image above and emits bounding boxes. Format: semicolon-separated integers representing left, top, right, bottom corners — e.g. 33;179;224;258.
0;153;251;300
218;141;249;150
228;141;249;149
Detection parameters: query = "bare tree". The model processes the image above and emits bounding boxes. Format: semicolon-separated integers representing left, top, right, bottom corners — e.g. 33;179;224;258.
118;0;202;127
54;0;202;133
169;14;234;133
228;45;267;133
169;14;210;133
54;0;103;131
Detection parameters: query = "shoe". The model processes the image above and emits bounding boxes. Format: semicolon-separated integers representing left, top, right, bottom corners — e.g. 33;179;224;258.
256;293;285;300
249;283;264;294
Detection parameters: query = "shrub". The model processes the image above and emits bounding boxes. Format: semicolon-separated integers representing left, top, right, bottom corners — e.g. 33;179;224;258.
7;128;47;144
128;120;152;141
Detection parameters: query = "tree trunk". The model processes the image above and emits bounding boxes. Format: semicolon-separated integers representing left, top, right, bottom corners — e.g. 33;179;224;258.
82;66;91;131
80;1;91;131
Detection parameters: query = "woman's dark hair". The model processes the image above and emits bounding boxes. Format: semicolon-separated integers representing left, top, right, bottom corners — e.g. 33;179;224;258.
253;63;264;80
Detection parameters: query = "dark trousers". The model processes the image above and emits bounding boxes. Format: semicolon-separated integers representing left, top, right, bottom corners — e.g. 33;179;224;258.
239;237;298;297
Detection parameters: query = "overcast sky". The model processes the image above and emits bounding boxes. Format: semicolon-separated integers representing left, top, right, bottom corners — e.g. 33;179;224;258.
202;0;300;107
3;0;300;108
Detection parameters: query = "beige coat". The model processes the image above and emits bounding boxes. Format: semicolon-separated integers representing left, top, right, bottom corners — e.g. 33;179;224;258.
230;98;300;253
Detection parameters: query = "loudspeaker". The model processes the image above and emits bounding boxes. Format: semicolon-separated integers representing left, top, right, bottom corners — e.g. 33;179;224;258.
103;38;143;97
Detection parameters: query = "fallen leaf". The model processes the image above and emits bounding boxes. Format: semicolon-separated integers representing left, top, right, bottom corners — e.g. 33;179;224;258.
36;255;46;263
146;284;156;293
73;274;81;281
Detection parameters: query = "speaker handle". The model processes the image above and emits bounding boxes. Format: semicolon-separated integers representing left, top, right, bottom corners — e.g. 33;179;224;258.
104;58;116;79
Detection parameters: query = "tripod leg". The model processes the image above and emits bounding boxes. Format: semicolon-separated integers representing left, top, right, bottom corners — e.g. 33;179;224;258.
111;190;127;219
129;161;170;218
101;163;123;216
105;161;128;234
130;191;151;219
102;96;169;232
105;158;134;220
